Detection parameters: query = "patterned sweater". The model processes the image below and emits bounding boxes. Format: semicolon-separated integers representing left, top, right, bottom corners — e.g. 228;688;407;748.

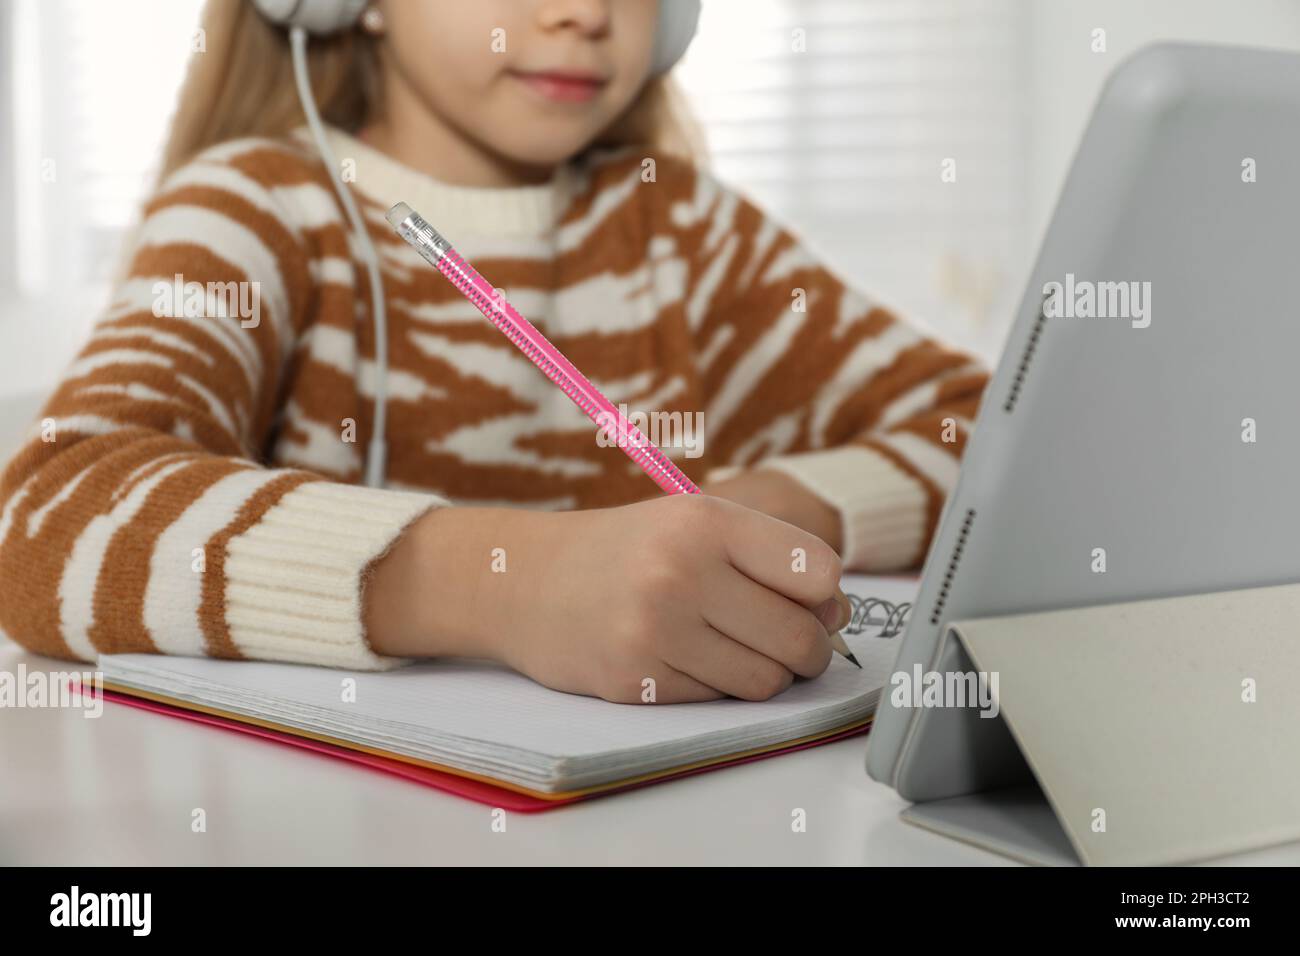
0;127;986;670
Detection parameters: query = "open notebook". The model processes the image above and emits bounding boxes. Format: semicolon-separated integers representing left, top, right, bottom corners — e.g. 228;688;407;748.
99;574;916;801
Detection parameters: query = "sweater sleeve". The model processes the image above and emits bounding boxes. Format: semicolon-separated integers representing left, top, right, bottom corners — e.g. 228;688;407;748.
0;141;441;669
677;167;988;572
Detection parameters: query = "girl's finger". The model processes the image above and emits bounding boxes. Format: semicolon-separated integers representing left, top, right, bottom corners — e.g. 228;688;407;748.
640;664;728;704
659;621;794;701
699;564;833;679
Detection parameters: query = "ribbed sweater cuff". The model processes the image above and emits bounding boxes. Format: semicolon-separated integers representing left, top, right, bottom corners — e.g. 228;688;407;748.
223;482;441;670
758;445;929;572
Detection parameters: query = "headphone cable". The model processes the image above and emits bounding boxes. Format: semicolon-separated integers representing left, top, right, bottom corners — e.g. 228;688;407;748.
289;25;389;488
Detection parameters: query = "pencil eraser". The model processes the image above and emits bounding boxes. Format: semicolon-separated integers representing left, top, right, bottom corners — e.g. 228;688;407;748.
386;202;414;228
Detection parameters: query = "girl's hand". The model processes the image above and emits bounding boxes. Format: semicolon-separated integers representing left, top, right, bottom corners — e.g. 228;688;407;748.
365;496;851;703
701;469;844;552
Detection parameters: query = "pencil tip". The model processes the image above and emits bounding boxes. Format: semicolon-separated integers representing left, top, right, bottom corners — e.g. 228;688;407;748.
847;652;862;669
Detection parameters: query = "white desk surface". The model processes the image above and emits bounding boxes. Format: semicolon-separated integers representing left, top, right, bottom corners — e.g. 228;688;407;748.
0;646;1004;866
0;387;958;865
4;646;1300;866
0;385;989;865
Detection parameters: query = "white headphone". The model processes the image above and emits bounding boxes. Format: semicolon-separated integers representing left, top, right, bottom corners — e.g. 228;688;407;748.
249;0;700;487
253;0;702;74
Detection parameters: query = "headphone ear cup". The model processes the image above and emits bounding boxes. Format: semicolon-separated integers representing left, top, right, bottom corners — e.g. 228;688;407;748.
650;0;702;75
251;0;368;35
255;1;698;68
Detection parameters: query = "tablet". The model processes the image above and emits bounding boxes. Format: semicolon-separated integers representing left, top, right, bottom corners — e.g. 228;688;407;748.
866;42;1300;801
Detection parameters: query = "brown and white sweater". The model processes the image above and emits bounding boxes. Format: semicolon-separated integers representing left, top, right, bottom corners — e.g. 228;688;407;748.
0;127;986;670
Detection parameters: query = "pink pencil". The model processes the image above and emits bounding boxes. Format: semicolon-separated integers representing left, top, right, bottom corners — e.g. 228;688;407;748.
386;202;701;496
388;203;860;668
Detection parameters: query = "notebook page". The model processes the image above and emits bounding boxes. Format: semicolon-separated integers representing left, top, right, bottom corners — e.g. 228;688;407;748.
101;574;917;788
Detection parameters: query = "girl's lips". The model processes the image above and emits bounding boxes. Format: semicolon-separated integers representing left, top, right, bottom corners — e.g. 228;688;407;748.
510;70;607;104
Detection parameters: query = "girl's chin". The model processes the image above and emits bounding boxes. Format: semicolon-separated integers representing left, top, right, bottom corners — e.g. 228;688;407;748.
490;130;610;168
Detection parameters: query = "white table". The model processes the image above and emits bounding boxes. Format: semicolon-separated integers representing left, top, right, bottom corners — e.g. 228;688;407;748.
0;643;1014;866
2;387;1298;866
0;385;999;865
6;645;1300;865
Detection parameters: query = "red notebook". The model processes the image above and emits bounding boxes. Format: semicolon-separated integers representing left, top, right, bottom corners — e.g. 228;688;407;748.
100;686;871;812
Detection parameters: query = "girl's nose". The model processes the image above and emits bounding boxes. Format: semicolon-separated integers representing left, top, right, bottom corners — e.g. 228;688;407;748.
535;0;613;40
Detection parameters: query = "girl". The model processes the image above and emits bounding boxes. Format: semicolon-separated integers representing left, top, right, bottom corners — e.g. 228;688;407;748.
0;0;986;704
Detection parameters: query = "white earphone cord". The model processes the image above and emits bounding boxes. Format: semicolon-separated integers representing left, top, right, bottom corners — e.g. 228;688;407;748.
289;26;389;488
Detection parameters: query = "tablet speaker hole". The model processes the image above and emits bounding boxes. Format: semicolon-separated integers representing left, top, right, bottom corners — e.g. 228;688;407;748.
1003;299;1049;413
929;508;976;625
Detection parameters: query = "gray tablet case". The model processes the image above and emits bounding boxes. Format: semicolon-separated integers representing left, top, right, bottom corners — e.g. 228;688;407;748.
864;42;1300;864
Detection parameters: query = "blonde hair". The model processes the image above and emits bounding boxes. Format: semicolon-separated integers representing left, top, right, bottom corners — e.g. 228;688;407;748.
158;0;708;183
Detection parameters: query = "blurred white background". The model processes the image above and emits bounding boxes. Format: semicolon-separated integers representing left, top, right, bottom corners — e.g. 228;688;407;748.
2;0;1300;408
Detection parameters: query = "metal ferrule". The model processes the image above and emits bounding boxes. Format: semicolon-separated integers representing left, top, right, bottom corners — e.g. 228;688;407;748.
389;205;450;265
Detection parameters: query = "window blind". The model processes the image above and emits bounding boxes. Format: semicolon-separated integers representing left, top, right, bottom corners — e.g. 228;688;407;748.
675;0;1031;355
10;0;203;295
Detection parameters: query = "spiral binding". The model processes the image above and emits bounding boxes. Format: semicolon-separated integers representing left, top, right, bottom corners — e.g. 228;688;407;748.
843;592;912;638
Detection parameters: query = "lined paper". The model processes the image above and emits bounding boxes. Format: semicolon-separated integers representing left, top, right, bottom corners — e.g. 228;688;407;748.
101;574;916;791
